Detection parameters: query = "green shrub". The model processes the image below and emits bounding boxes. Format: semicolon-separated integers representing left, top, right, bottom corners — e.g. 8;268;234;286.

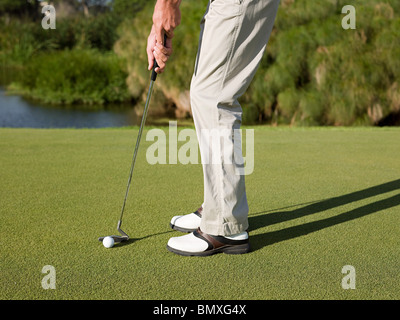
10;48;131;106
246;0;400;125
112;0;147;20
3;0;400;125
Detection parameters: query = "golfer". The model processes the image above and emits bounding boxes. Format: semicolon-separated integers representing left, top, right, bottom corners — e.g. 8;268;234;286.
147;0;279;256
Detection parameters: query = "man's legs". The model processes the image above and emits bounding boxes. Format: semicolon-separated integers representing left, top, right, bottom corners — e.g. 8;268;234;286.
168;0;279;254
192;0;280;236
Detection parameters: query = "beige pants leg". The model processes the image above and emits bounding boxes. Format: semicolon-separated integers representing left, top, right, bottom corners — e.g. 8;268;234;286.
190;0;280;236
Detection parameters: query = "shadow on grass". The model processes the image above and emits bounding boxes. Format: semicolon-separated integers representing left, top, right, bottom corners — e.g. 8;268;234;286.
249;179;400;251
112;230;174;248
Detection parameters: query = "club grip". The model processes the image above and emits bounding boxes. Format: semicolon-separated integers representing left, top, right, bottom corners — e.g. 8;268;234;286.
151;34;168;81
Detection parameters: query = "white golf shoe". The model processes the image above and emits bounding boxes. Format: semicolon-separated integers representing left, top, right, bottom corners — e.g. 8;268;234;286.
167;228;250;256
170;206;202;233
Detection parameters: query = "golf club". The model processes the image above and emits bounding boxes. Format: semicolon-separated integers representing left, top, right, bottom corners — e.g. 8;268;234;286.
98;40;165;244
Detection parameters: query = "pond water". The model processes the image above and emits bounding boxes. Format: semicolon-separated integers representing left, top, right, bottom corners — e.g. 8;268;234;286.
0;86;141;128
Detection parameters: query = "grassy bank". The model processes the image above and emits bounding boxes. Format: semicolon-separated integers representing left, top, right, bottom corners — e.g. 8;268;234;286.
1;126;399;299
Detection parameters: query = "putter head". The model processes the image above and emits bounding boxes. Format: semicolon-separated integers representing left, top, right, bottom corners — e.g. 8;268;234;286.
98;220;129;243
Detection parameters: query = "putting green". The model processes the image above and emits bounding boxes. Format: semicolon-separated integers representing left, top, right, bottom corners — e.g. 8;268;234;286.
0;126;399;300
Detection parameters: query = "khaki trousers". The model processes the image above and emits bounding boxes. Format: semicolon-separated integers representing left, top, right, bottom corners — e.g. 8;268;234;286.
190;0;279;236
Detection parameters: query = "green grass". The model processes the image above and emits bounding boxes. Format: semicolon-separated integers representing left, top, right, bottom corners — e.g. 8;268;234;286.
1;126;399;300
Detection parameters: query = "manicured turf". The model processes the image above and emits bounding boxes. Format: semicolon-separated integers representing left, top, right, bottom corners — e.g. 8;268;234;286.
1;126;399;300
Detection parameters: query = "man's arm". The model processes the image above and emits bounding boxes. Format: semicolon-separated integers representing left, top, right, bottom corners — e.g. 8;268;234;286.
147;0;182;74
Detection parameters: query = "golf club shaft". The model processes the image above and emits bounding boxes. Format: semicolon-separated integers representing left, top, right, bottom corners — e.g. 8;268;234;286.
118;80;154;226
117;48;165;228
117;34;166;230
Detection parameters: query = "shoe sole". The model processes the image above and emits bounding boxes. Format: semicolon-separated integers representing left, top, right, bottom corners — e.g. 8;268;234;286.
166;242;251;257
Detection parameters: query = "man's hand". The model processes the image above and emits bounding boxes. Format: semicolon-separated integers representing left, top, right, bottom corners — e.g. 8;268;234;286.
147;0;182;74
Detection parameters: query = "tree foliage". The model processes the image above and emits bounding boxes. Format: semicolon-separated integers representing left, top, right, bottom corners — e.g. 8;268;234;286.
1;0;399;125
116;0;400;125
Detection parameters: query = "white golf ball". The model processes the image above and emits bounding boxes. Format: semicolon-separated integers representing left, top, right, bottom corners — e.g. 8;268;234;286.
103;236;114;248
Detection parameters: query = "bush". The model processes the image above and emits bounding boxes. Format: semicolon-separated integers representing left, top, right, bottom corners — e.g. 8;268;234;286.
0;12;121;67
114;0;208;116
242;0;400;125
10;48;131;106
112;0;147;20
32;13;120;51
115;0;400;125
3;0;400;125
